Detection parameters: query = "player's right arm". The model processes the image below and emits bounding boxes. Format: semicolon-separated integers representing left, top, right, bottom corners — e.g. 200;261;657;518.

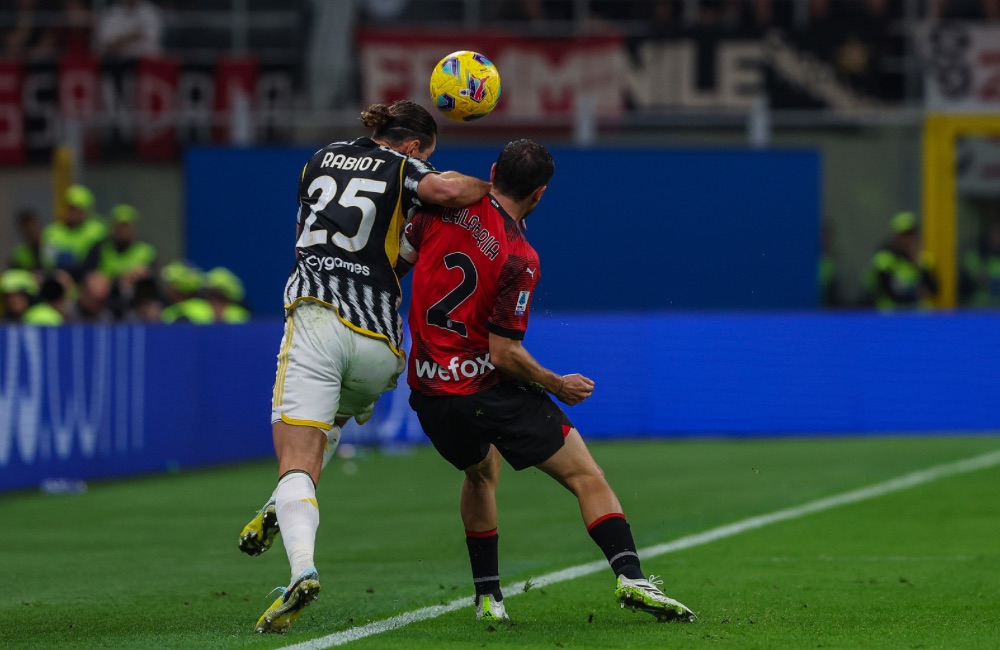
416;171;491;208
394;210;429;279
488;333;594;406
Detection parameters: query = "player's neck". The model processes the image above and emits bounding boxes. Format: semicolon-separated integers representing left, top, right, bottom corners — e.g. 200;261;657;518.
492;192;530;224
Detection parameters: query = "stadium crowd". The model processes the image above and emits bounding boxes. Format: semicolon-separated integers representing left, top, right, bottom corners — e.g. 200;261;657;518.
5;0;999;65
1;184;251;325
364;0;1000;28
1;0;163;62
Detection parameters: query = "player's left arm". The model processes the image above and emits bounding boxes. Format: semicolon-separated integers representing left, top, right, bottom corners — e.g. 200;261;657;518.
486;255;592;405
416;171;491;208
488;333;594;406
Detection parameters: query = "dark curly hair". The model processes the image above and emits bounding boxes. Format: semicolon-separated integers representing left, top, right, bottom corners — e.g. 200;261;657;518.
360;100;438;151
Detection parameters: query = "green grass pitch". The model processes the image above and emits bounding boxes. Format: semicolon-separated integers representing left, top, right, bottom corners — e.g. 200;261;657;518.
2;436;999;649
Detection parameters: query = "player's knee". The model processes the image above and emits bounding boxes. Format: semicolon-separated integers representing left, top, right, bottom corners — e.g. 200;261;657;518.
464;469;496;490
566;468;610;497
464;458;499;486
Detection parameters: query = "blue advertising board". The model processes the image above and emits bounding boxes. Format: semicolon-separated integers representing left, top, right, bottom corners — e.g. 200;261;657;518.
2;313;998;492
184;145;821;317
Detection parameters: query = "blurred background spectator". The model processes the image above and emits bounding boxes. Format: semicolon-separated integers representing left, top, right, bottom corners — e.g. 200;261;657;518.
204;266;251;324
72;270;116;322
43;185;107;282
494;0;574;25
819;219;843;308
54;0;94;56
82;203;158;315
929;0;1000;20
23;273;68;325
83;203;157;282
0;269;38;323
160;260;213;324
10;207;44;272
1;0;56;61
864;212;940;311
960;219;1000;307
95;0;163;60
128;275;165;322
735;0;794;36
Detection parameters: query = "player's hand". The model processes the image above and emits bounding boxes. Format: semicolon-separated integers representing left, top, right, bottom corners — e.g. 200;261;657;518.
555;373;594;406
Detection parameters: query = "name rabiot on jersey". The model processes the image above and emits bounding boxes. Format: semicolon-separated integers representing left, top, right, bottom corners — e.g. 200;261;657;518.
283;137;436;356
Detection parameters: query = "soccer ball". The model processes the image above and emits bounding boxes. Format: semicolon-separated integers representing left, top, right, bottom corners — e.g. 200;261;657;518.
429;51;502;123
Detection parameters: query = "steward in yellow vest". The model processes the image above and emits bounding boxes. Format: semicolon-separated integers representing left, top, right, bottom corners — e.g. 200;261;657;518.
10;207;43;271
161;261;215;324
23;275;67;325
43;185;107;281
1;269;38;323
959;220;1000;308
84;204;158;281
205;266;251;324
864;212;939;311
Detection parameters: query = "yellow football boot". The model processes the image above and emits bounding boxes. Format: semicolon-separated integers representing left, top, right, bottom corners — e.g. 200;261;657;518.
238;497;279;556
254;567;321;634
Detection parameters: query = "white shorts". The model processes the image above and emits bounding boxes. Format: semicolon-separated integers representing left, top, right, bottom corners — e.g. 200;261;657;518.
271;301;405;430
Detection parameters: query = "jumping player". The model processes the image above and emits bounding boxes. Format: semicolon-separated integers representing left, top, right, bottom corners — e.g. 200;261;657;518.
238;100;491;634
396;139;695;622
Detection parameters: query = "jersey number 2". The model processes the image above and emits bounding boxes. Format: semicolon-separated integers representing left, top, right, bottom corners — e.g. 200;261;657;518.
296;175;387;252
427;252;477;337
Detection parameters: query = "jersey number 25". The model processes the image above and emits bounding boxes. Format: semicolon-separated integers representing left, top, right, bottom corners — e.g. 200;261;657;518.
296;175;387;252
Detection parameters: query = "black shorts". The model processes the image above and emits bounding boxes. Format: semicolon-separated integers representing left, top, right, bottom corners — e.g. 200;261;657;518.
409;382;575;471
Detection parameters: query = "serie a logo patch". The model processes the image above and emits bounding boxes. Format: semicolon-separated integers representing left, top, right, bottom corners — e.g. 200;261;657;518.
515;290;530;316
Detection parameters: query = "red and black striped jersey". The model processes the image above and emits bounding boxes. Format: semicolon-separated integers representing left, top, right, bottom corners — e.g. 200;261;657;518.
400;195;540;396
283;137;436;356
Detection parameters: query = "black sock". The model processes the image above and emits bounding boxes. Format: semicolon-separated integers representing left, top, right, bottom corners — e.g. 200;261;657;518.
587;514;644;580
466;528;502;600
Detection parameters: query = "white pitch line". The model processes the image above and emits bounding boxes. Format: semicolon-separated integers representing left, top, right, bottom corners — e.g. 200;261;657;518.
280;448;1000;650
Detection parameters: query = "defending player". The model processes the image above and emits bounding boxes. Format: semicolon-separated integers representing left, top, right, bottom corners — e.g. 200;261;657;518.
396;139;695;622
238;100;491;634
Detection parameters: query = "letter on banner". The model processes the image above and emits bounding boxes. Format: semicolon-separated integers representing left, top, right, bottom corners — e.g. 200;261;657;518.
213;56;258;144
0;61;25;164
59;53;99;159
137;56;179;160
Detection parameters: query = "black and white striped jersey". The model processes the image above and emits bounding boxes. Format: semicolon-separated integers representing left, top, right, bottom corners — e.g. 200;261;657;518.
283;137;436;356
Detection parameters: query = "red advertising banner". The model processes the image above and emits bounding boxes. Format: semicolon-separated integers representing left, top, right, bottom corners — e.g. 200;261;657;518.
356;29;627;122
358;27;900;119
0;56;296;164
0;60;25;164
136;56;179;160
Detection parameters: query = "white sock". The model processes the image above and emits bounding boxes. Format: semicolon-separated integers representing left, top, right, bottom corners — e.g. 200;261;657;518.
274;471;319;579
321;425;342;470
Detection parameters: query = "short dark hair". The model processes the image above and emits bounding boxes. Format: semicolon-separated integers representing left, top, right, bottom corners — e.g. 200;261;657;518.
493;139;555;202
360;100;438;151
16;207;39;226
39;275;65;303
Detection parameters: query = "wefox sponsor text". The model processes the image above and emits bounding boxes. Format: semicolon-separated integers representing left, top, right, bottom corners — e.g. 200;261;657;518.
414;354;494;381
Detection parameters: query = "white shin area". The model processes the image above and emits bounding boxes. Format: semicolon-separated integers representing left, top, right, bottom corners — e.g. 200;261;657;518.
274;471;320;579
